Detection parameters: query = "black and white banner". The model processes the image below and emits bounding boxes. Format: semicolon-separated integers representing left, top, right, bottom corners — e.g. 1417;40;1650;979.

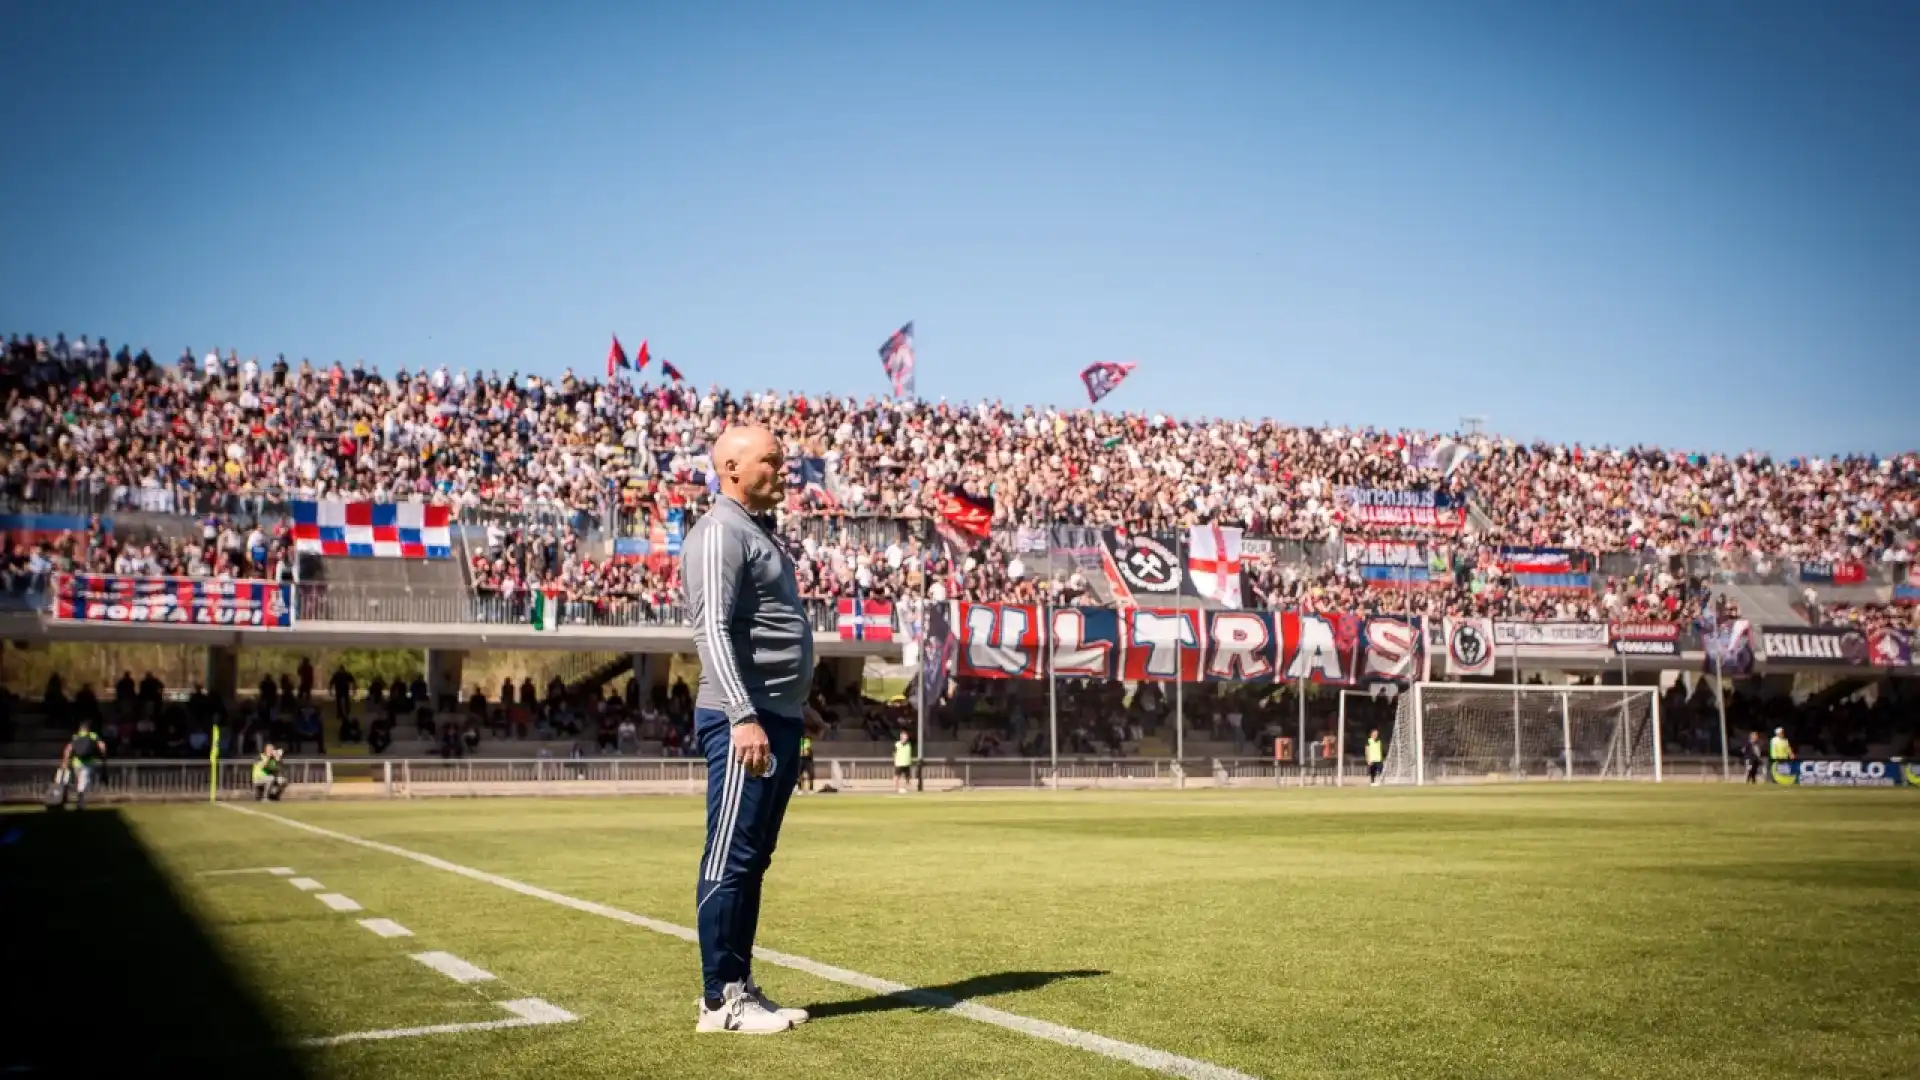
1760;625;1872;667
1444;617;1496;677
1609;621;1680;657
1494;622;1608;651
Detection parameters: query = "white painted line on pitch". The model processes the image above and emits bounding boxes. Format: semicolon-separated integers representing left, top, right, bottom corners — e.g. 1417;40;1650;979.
288;877;325;892
315;893;363;913
358;917;414;938
221;803;1259;1080
297;998;576;1048
199;866;299;877
410;951;496;984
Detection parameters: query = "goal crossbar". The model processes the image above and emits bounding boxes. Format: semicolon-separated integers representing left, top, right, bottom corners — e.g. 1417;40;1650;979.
1383;682;1662;786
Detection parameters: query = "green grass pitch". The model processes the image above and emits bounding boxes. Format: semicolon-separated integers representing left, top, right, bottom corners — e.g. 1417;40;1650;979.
8;785;1918;1079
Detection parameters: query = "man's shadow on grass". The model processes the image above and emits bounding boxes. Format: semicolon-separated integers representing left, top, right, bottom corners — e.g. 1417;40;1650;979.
804;968;1107;1019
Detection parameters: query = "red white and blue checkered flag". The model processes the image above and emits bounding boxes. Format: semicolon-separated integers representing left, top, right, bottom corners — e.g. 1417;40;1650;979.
878;321;915;399
1080;361;1136;404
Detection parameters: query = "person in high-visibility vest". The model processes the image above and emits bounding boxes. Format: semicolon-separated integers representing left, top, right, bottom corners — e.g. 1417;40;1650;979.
58;724;106;810
893;730;915;795
1769;728;1794;765
252;744;286;802
797;733;814;793
1365;729;1385;786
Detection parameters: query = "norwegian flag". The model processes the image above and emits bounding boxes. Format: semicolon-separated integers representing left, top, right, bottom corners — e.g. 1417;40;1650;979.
878;321;915;399
1187;524;1244;607
1081;361;1136;404
838;597;894;641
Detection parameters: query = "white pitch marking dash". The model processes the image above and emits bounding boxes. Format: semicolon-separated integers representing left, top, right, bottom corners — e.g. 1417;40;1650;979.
410;951;495;984
297;998;576;1047
199;866;300;877
315;893;363;913
358;918;413;938
288;877;325;892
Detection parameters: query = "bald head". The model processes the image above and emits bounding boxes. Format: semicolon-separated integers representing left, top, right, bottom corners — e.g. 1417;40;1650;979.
715;424;785;512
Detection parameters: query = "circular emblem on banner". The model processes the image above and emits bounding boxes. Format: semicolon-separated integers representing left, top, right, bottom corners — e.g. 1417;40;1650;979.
1449;622;1489;669
1116;534;1178;591
1839;630;1870;667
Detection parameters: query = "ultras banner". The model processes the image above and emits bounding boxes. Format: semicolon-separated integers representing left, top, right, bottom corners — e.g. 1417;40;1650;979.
952;603;1423;684
50;574;295;628
1759;625;1872;667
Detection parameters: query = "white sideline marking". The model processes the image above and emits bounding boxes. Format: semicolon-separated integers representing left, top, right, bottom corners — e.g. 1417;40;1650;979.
358;917;413;938
288;877;325;892
221;804;1259;1080
199;866;298;877
411;950;496;984
298;998;576;1047
316;893;363;913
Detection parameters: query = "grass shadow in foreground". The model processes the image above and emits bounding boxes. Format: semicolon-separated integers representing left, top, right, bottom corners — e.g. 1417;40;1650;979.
0;808;312;1078
804;968;1109;1020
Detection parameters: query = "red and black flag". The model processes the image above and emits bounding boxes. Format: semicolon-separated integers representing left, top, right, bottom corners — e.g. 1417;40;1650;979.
607;335;629;378
937;485;994;541
1080;360;1136;404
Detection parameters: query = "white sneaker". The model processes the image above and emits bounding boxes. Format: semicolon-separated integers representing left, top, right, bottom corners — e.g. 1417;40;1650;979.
696;982;792;1034
745;977;808;1025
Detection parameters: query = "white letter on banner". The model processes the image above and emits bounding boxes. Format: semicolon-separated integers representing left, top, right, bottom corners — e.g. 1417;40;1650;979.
1286;613;1344;682
1362;618;1418;680
966;604;1032;676
1130;610;1196;679
1051;609;1111;677
1206;612;1272;680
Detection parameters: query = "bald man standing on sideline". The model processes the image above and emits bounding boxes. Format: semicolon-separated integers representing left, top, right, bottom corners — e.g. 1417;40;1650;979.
685;424;817;1035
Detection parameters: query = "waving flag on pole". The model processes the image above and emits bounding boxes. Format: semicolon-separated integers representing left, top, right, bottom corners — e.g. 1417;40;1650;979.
607;335;629;378
661;360;684;383
1080;361;1136;404
634;339;650;372
1187;524;1244;607
878;321;915;399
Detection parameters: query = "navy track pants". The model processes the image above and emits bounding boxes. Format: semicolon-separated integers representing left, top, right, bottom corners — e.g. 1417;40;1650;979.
694;707;802;1000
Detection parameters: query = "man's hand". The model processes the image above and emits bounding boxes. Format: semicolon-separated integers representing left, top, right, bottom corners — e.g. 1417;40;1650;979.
732;720;772;777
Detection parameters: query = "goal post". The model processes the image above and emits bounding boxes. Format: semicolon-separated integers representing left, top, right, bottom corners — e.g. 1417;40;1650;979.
1381;683;1662;786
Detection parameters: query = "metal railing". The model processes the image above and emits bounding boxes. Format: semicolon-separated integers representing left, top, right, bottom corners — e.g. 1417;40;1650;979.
4;754;1736;804
281;583;853;631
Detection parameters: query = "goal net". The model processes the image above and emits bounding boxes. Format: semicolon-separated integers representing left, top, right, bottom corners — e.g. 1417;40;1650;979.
1380;683;1661;785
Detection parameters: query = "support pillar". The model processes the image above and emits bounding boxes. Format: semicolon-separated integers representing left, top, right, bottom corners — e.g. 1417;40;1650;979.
426;649;467;711
631;652;671;707
205;646;239;703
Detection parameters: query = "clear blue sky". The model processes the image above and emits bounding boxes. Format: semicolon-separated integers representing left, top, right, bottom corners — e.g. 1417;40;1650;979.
3;0;1914;457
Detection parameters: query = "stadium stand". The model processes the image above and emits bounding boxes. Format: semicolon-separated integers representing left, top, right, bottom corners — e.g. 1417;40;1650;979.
2;329;1916;767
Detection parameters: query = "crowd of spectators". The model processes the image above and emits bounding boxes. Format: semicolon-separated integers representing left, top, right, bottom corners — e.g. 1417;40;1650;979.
2;515;292;596
4;331;1916;623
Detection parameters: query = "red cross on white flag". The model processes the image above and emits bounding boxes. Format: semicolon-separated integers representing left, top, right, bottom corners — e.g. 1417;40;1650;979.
1186;524;1243;607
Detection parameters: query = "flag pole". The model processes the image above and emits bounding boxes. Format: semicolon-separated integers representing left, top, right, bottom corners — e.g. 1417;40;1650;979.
1045;515;1059;791
1712;631;1729;782
915;529;928;794
1173;528;1185;787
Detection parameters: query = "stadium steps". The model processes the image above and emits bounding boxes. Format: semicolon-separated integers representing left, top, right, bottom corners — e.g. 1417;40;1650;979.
1711;582;1805;627
1798;675;1871;710
315;556;468;590
566;654;636;699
